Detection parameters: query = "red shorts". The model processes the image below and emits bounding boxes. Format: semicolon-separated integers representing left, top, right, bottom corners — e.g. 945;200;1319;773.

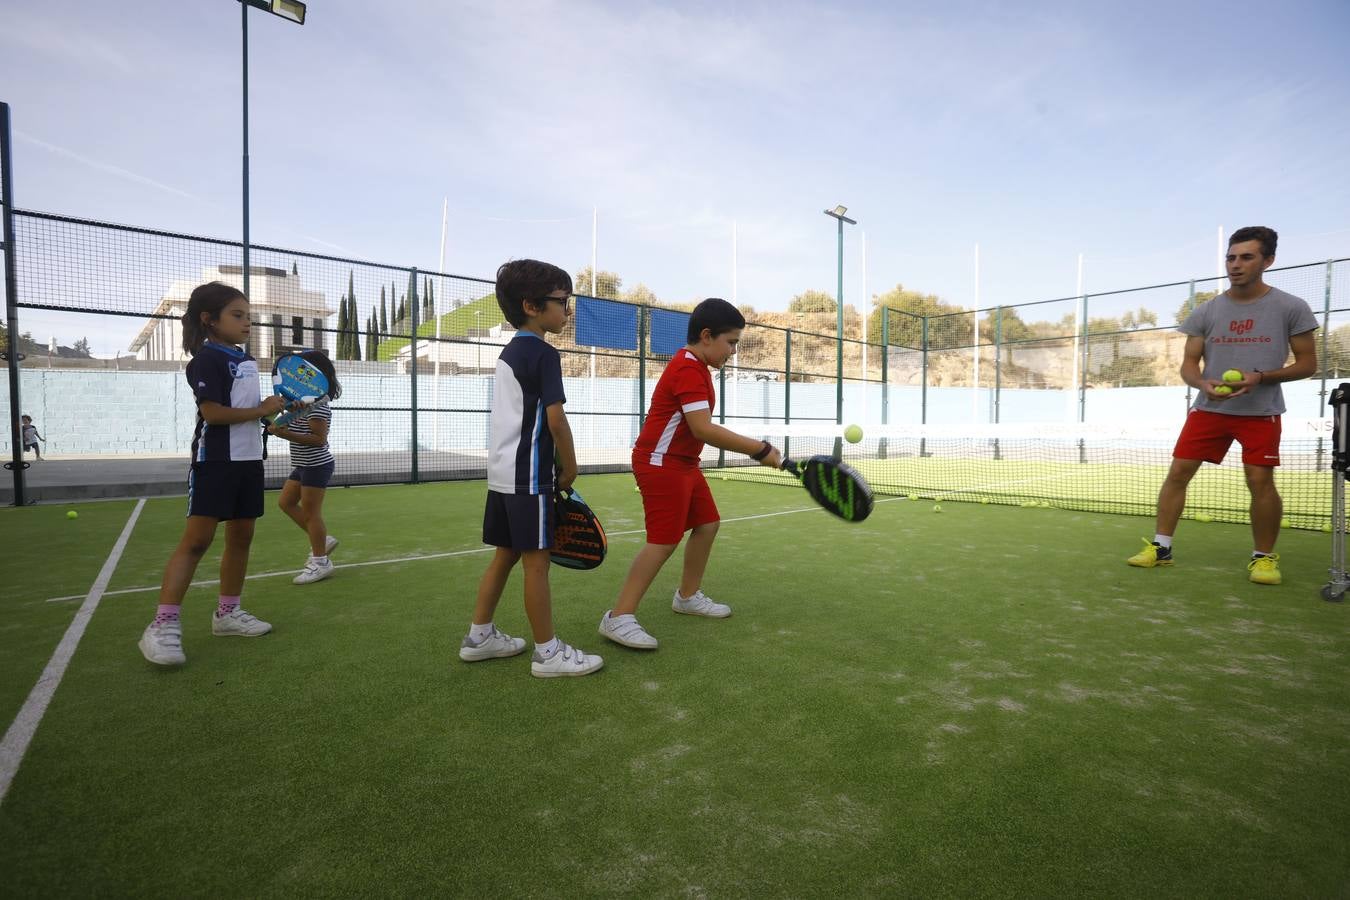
632;460;720;544
1173;410;1282;466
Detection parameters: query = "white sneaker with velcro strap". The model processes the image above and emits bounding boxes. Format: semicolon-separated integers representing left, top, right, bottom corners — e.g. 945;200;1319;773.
212;608;273;637
599;611;659;649
139;621;186;666
530;641;604;678
672;589;732;618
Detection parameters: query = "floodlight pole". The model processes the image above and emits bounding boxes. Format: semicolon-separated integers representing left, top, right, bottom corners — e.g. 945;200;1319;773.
240;1;306;297
824;206;856;459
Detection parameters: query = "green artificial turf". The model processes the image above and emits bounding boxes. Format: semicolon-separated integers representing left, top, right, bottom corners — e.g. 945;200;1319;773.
1;476;1347;896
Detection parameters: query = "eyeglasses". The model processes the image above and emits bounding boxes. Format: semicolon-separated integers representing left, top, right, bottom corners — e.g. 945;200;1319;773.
538;294;572;310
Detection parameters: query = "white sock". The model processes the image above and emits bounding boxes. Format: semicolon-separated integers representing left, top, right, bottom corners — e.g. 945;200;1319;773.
313;555;329;565
469;622;495;642
1154;534;1172;549
535;636;560;658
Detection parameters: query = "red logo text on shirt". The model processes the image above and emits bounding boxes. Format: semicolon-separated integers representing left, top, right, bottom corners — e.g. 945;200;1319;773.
1229;319;1255;336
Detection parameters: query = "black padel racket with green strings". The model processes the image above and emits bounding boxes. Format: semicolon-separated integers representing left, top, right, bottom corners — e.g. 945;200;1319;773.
781;455;873;523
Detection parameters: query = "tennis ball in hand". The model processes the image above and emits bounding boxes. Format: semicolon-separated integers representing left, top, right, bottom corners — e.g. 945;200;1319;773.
844;424;864;444
67;510;78;519
1213;385;1233;396
1222;369;1243;383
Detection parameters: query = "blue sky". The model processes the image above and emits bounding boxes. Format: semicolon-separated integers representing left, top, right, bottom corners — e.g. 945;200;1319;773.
3;0;1349;352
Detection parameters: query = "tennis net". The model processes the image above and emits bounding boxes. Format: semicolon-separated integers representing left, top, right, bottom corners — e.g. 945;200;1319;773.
704;418;1336;530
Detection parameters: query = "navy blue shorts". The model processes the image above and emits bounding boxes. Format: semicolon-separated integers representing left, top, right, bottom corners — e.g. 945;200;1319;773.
187;461;265;520
287;462;335;489
483;490;554;551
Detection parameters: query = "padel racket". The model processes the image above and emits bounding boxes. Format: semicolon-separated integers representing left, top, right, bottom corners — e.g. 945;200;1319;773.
262;353;330;458
781;455;873;522
551;488;607;570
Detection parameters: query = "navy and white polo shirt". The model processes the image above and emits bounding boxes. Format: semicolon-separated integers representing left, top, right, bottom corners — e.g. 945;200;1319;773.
187;342;264;463
487;331;566;495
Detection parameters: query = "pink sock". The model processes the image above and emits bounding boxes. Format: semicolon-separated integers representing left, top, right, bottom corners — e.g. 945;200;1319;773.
217;595;241;617
153;604;180;626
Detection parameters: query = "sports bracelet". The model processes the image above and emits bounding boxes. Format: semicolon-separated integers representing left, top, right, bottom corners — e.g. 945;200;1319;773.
751;441;774;461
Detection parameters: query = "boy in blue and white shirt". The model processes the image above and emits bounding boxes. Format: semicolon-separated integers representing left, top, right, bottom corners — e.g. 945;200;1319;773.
458;259;603;678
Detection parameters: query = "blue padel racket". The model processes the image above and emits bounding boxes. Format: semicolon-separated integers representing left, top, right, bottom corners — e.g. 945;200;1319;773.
781;455;873;523
262;353;330;458
271;354;329;427
551;488;607;570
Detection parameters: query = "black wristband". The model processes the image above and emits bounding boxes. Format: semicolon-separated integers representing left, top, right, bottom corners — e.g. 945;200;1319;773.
751;441;774;461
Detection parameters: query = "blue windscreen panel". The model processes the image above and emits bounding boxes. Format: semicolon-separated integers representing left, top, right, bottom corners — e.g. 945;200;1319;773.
574;296;638;351
649;308;691;356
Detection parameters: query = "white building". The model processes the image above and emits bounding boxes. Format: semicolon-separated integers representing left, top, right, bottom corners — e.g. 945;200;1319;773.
394;323;516;374
129;264;335;362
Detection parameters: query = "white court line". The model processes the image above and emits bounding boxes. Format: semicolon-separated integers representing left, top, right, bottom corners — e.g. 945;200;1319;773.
42;497;902;605
0;498;146;806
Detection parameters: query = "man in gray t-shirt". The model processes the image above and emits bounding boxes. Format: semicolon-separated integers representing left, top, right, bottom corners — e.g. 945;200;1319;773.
1127;226;1319;585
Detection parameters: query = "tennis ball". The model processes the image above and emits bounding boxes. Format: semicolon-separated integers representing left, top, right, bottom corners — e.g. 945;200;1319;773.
1038;501;1051;508
908;493;918;501
1222;369;1243;383
980;497;990;505
66;510;78;520
1196;513;1213;522
1281;516;1292;528
844;424;863;444
633;485;640;493
1322;523;1333;533
1213;385;1233;396
932;504;942;513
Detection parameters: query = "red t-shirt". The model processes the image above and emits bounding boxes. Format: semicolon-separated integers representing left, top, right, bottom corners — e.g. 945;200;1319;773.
633;349;715;468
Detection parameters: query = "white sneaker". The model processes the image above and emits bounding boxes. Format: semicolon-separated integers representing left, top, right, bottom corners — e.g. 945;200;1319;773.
672;589;731;618
325;535;339;555
293;557;335;585
212;608;272;636
531;641;604;678
459;626;527;661
139;621;186;666
599;611;658;649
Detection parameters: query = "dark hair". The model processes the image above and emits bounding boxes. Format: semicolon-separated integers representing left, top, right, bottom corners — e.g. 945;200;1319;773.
1229;226;1278;258
298;348;341;401
494;259;572;328
21;414;31;422
181;281;248;356
686;297;745;343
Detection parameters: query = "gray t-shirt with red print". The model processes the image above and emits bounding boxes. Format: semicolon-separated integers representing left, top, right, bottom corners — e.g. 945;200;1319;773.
1179;287;1318;416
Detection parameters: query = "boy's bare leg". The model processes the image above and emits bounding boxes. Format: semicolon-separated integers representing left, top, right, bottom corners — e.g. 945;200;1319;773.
519;548;554;643
472;547;520;627
679;521;719;598
1245;465;1282;554
1155;457;1202;537
612;542;679;617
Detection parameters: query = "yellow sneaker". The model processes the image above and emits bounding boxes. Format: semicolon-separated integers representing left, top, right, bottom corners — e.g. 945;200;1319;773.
1248;554;1281;585
1127;538;1173;568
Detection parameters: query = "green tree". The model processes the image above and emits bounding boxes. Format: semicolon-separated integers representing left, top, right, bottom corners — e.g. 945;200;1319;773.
335;292;350;360
379;288;388;335
788;290;836;315
72;337;92;357
348;293;361;361
868;285;970;349
574;266;621;299
1175;289;1219;325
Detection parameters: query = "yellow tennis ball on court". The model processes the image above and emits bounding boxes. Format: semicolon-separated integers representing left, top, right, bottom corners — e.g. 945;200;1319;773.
980;497;990;504
1196;513;1213;522
932;504;942;513
1213;385;1233;396
67;510;78;519
1281;516;1292;528
1321;523;1333;533
908;493;919;501
1222;369;1243;383
844;424;863;444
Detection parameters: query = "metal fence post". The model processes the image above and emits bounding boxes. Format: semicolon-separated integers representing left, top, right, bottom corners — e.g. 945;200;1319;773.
717;363;726;468
879;307;889;459
1078;293;1089;463
1;102;26;507
637;305;647;429
784;328;792;463
1319;259;1334;470
409;267;419;484
920;315;929;458
993;307;1003;461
